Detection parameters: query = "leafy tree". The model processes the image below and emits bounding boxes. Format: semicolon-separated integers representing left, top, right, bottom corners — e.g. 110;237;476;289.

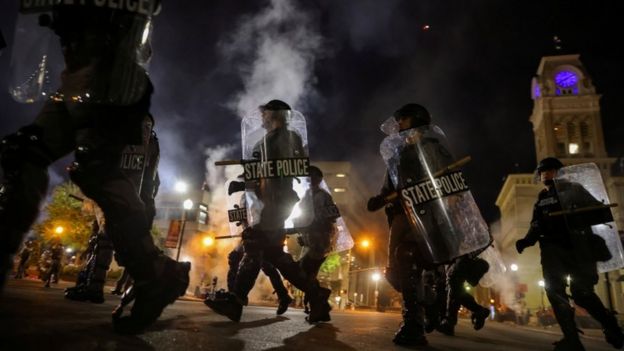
320;252;342;274
33;182;95;252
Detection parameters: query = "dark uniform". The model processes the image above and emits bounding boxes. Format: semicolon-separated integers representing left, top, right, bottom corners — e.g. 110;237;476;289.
516;157;624;351
0;3;189;334
297;166;339;313
437;254;490;336
368;103;447;347
44;241;64;288
205;100;331;324
15;238;36;279
226;242;293;314
66;116;160;303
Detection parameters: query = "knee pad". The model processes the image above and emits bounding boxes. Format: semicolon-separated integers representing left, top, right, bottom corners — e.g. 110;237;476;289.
465;257;489;286
228;248;243;267
68;145;110;196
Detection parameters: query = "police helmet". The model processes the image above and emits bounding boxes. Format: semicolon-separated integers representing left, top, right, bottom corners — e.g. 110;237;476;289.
536;157;564;173
393;103;431;128
259;99;291;111
309;165;323;179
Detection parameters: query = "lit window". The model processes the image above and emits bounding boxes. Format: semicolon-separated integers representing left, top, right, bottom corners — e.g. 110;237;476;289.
333;188;347;193
569;143;579;154
336;173;347;178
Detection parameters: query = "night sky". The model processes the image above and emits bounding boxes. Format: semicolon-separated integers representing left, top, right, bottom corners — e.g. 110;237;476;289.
0;0;622;223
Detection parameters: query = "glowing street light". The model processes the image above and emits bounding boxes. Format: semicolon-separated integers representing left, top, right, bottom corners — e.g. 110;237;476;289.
538;280;545;287
54;226;64;234
175;181;188;193
183;199;194;210
65;247;73;254
371;272;381;282
202;236;214;247
360;239;370;249
510;264;518;272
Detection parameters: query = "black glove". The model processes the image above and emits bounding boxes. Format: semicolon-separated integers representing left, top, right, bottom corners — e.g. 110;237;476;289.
367;195;387;212
515;239;529;254
228;181;245;195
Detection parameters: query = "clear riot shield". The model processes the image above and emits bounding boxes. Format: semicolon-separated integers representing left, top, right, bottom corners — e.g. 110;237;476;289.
319;180;353;252
478;244;507;288
9;0;159;105
296;179;354;253
554;163;624;273
380;124;490;266
241;108;313;239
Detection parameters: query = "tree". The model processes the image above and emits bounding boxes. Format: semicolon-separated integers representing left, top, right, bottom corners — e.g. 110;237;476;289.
320;252;342;274
33;182;95;252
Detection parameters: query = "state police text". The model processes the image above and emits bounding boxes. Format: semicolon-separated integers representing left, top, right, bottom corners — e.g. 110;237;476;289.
401;171;468;207
243;158;309;181
20;0;161;16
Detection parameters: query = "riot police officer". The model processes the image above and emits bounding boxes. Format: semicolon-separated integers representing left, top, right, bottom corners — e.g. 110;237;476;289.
0;2;189;334
65;114;160;303
205;100;331;324
516;157;624;351
367;103;436;347
44;237;64;288
297;165;339;313
15;237;36;279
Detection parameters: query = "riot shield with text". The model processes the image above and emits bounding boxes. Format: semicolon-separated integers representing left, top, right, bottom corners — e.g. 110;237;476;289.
241;109;313;240
9;0;159;105
554;163;624;272
380;124;490;266
226;176;249;237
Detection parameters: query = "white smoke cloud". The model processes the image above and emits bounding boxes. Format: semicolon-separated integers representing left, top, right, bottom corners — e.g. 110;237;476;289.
219;0;323;116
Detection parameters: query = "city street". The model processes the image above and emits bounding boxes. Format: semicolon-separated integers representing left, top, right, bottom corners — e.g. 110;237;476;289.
0;279;616;351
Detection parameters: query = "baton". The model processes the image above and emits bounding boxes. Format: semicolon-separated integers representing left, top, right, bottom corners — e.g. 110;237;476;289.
548;203;618;217
384;155;472;202
215;160;243;166
213;227;305;240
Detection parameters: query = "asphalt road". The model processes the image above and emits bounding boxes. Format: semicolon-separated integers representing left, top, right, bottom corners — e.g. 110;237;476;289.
0;279;617;351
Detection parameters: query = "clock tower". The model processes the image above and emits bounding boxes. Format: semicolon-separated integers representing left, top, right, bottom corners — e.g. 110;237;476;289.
530;54;615;173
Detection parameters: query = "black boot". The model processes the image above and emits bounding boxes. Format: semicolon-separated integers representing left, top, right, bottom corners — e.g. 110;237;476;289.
112;259;190;334
602;312;624;349
204;291;244;322
393;321;428;347
307;287;331;323
64;285;105;304
471;306;490;331
552;336;586;351
436;319;455;336
276;294;293;315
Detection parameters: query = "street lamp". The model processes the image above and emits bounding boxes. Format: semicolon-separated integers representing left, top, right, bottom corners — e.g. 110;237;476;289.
176;199;194;262
510;263;518;272
372;272;381;308
175;180;188;193
360;239;370;249
538;280;546;310
54;226;64;235
202;236;214;248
